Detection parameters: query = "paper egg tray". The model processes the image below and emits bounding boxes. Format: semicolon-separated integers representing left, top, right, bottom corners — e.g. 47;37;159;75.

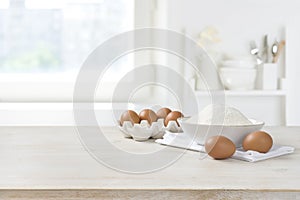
119;118;182;141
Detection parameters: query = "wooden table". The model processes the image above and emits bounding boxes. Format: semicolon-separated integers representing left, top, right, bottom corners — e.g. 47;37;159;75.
0;126;299;199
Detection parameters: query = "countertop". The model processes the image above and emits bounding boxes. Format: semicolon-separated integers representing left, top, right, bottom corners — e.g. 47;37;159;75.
0;126;299;199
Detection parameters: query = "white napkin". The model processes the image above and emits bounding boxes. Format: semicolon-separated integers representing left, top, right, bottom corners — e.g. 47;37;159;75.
155;131;295;162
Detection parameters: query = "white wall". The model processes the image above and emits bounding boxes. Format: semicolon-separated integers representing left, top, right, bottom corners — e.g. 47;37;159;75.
157;0;294;54
151;0;300;125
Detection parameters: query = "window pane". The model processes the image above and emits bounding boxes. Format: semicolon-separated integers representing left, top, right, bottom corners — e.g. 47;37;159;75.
0;0;9;8
0;0;134;75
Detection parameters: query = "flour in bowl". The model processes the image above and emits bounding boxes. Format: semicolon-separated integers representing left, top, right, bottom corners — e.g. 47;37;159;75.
187;104;252;125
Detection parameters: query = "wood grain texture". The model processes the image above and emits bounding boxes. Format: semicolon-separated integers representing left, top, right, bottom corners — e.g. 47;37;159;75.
0;126;299;199
0;190;299;200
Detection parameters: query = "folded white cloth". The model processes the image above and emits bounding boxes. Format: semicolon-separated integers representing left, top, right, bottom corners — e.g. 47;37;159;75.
155;131;295;162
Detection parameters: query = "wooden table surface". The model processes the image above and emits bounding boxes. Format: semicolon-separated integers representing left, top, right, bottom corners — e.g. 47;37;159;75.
0;126;299;200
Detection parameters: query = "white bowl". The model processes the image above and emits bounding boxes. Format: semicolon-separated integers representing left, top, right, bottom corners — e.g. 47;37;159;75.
219;68;257;90
221;60;256;69
178;118;264;147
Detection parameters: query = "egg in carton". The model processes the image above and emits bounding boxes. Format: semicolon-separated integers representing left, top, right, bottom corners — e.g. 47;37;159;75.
119;119;182;141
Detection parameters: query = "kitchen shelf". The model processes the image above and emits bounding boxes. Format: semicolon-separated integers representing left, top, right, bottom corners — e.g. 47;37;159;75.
195;90;287;97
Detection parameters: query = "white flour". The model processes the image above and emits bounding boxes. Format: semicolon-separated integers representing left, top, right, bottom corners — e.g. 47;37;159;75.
187;104;252;125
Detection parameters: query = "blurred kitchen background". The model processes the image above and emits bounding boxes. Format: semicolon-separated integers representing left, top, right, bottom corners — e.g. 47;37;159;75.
0;0;299;126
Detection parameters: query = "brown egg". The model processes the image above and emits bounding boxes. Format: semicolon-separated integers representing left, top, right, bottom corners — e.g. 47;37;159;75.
164;111;184;126
243;131;273;153
120;110;140;126
205;136;236;160
139;109;158;125
156;107;172;119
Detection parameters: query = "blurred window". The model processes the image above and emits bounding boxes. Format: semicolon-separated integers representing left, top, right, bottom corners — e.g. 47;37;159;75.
0;0;134;80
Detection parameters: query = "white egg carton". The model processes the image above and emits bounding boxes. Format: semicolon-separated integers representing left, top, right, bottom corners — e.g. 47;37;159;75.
119;118;182;141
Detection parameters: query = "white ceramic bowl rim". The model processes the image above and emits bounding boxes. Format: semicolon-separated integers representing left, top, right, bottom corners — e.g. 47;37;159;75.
222;60;256;65
219;68;257;72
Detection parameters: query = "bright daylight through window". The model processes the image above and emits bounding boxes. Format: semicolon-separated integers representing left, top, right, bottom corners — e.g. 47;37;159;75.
0;0;134;81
